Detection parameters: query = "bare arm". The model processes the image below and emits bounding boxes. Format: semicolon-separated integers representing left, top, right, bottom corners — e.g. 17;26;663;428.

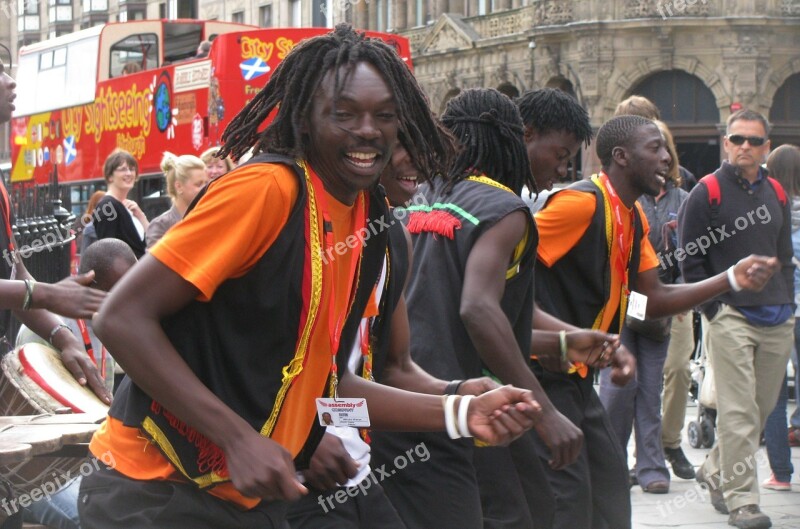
459;211;583;469
10;255;109;403
640;255;780;318
94;256;306;502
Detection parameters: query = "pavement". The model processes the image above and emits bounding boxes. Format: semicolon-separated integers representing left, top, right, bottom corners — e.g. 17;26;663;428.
630;399;800;529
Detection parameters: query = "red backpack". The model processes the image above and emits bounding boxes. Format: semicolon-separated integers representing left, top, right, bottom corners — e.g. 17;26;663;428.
699;173;787;227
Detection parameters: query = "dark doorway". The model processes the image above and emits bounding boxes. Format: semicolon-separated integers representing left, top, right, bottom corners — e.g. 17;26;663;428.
675;141;720;185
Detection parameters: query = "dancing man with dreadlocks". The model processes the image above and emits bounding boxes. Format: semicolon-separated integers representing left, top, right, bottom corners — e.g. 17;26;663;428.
531;114;780;529
79;27;544;529
368;88;605;529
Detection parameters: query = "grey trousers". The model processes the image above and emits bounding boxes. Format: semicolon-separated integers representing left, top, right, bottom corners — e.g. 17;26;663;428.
599;325;671;488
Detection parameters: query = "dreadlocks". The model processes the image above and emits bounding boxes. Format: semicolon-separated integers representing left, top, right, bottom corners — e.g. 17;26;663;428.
596;115;656;169
219;24;454;182
440;88;533;195
516;88;593;147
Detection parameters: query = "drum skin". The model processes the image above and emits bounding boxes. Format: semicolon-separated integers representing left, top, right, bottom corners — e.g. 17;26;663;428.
0;343;109;416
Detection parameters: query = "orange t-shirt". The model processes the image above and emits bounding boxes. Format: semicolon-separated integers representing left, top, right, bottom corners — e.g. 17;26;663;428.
535;186;660;333
90;162;362;509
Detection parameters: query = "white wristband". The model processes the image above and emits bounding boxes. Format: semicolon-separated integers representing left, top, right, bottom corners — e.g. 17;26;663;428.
457;395;474;438
727;265;743;292
444;395;461;439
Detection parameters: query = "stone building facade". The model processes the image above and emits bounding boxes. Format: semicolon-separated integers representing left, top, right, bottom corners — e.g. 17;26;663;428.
371;0;800;177
2;0;799;175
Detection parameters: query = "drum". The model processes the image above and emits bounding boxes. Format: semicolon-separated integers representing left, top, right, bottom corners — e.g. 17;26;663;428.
0;343;108;498
0;342;109;416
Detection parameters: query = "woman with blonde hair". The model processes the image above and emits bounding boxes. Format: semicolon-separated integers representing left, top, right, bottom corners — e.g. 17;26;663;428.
146;152;207;249
200;146;235;181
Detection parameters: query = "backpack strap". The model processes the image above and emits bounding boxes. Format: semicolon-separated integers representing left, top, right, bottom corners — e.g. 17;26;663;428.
699;173;720;228
767;176;788;207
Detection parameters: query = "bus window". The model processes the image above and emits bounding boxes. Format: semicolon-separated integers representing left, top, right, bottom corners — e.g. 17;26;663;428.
110;33;158;77
163;22;203;63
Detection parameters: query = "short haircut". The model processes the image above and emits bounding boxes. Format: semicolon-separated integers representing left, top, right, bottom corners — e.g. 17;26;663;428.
596;115;656;169
614;95;660;120
516;88;593;146
726;108;771;136
102;149;138;182
79;238;137;290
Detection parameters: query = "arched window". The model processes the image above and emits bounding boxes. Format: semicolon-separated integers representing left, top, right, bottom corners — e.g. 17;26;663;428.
630;70;718;124
770;73;800;124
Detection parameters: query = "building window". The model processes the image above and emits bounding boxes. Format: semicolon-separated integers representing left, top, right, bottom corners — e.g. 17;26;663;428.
259;4;273;27
19;0;39;14
290;0;301;26
312;0;333;27
82;0;107;13
232;10;244;23
415;0;423;26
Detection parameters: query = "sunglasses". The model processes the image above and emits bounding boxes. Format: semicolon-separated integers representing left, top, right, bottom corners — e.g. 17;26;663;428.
727;134;767;147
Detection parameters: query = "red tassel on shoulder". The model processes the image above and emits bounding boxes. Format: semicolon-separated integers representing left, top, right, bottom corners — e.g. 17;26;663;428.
407;210;462;239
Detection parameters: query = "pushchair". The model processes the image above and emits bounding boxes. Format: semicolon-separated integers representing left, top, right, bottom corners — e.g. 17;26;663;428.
687;311;717;449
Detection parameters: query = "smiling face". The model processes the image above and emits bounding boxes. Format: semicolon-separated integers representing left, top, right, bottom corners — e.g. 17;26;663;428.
380;144;419;207
0;63;16;124
624;123;672;198
205;158;230;181
524;128;581;191
724;119;770;177
304;62;398;205
107;162;138;196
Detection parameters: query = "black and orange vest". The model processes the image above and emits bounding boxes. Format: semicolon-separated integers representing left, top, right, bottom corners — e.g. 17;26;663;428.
535;179;643;335
109;155;391;490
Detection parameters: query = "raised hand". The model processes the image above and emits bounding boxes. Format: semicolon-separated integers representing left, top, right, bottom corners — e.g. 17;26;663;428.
608;343;636;387
32;271;106;319
466;385;541;446
733;255;779;292
60;342;112;404
566;330;619;368
458;376;501;396
303;432;359;491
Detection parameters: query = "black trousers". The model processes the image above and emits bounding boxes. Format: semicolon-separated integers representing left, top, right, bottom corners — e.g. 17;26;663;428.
530;369;631;529
474;437;554;529
369;431;483;529
287;480;406;529
78;466;289;529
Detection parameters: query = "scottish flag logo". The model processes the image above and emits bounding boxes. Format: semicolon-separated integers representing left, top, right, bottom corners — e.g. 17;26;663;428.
63;136;77;165
239;58;270;81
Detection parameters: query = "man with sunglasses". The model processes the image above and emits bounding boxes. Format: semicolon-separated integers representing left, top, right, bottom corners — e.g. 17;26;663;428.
679;109;793;529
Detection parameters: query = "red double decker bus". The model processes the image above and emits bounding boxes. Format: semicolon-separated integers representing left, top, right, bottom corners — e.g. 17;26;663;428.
9;20;411;215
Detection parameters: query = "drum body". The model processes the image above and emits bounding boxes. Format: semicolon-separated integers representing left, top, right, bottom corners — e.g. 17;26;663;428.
0;343;109;416
1;344;109;498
